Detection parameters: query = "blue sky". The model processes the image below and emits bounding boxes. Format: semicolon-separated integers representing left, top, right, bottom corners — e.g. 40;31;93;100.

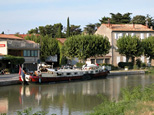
0;0;153;34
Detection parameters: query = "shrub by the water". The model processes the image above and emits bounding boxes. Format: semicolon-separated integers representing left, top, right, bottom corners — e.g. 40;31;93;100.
89;84;154;115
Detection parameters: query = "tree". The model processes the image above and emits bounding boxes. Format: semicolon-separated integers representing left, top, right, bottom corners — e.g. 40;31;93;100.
40;35;60;61
24;34;41;43
62;35;111;60
130;14;154;29
28;27;39;34
99;16;110;24
142;36;154;66
66;17;70;37
70;25;82;36
83;23;97;35
110;12;132;24
130;15;146;25
116;35;144;63
57;25;62;38
1;31;4;34
53;23;63;38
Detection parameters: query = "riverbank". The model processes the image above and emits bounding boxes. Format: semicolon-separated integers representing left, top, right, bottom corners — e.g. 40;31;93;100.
0;73;20;86
108;70;145;76
89;84;154;115
0;70;146;86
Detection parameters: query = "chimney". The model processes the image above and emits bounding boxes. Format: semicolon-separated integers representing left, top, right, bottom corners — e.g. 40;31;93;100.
145;18;149;28
151;26;153;30
133;23;135;29
108;19;110;27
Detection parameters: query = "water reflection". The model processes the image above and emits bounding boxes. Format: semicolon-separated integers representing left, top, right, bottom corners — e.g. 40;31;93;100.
0;74;154;115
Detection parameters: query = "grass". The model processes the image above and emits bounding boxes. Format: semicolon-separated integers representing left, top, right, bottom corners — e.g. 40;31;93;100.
89;84;154;115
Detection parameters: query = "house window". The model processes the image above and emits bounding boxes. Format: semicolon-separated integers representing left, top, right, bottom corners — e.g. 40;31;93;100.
118;33;123;39
125;33;129;36
141;56;144;63
140;33;144;39
31;50;35;57
27;50;30;57
23;50;38;57
147;33;151;38
105;58;110;64
131;33;135;36
115;33;123;39
91;59;95;64
34;50;38;57
123;56;126;62
96;59;103;64
117;56;120;64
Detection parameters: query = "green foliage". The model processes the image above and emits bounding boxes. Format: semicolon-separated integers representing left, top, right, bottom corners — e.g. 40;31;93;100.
83;23;97;35
57;25;62;38
142;36;154;61
70;25;82;36
101;63;119;70
90;84;154;115
28;23;64;38
63;35;111;60
131;14;154;28
116;35;144;62
136;59;142;68
40;35;60;61
24;34;40;43
1;31;4;34
66;17;70;37
3;55;25;65
16;107;48;115
76;62;85;68
99;12;132;24
110;12;132;24
60;56;67;65
118;62;133;69
131;15;146;25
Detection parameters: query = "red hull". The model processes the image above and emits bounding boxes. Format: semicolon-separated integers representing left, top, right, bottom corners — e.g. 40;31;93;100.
26;70;109;84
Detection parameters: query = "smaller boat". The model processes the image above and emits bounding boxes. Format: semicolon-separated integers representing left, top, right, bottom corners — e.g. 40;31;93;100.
19;64;109;84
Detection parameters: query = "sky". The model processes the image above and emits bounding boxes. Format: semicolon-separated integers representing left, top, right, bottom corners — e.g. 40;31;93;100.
0;0;154;34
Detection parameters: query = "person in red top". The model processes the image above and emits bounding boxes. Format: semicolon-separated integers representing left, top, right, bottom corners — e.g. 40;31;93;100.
96;63;99;66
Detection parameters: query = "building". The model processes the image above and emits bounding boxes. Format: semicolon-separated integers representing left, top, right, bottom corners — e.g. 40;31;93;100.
93;24;154;66
0;34;40;71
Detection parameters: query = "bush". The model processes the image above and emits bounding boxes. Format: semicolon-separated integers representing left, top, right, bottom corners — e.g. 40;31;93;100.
76;62;85;68
136;59;142;68
133;65;138;70
102;63;119;70
118;62;133;69
141;63;146;68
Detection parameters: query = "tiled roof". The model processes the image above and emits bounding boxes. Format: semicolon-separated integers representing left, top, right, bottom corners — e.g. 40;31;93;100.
18;34;40;38
26;40;36;44
0;34;23;40
56;38;66;44
102;24;154;31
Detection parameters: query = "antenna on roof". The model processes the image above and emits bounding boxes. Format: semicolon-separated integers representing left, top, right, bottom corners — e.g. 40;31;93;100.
108;19;110;27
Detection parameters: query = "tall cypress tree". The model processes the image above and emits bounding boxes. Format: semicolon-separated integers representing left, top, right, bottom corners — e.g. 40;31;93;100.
57;24;62;38
66;17;70;37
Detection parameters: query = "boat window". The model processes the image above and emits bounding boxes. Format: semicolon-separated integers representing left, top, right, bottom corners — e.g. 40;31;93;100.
57;73;63;76
85;72;88;74
74;72;78;75
67;73;71;75
95;70;98;72
90;71;93;74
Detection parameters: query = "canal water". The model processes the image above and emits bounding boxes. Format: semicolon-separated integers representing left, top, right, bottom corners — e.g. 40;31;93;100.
1;74;154;115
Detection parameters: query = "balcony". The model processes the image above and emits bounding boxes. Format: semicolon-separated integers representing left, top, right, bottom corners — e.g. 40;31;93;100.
7;40;39;49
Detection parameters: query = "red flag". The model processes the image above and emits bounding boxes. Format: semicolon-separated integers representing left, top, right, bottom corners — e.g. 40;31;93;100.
19;66;21;75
